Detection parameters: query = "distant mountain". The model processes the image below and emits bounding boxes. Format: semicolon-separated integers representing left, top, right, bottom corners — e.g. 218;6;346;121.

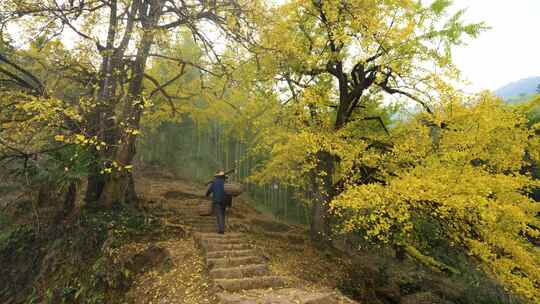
495;76;540;102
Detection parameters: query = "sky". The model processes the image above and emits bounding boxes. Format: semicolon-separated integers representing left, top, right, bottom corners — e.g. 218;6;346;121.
5;0;538;94
451;0;540;92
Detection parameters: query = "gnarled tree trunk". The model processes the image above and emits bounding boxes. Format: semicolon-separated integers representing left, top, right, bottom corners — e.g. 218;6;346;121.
99;0;163;207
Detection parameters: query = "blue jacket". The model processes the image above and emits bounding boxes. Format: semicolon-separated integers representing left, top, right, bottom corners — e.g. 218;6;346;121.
206;176;226;203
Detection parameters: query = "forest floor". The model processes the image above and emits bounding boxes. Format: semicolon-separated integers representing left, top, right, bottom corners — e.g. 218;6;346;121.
0;168;519;304
121;169;358;303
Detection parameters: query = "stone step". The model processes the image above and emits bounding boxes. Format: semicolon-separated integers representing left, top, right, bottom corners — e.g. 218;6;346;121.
177;208;205;213
194;232;245;240
178;211;203;216
193;224;238;230
193;227;237;234
200;237;246;245
217;289;339;304
207;256;262;269
186;222;218;227
178;212;205;217
206;249;257;259
209;264;269;280
185;215;215;219
192;226;220;232
175;202;204;206
184;219;217;225
193;227;226;233
176;205;206;209
214;276;287;292
202;243;251;252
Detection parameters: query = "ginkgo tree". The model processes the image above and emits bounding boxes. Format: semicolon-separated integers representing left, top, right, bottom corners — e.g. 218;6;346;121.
0;0;253;207
226;1;540;300
330;92;540;302
246;0;486;240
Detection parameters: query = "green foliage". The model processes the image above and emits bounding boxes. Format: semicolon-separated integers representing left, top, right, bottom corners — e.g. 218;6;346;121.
0;205;160;303
20;145;94;192
515;95;540;125
0;224;41;302
0;224;36;253
430;0;453;15
0;212;12;231
0;183;19;195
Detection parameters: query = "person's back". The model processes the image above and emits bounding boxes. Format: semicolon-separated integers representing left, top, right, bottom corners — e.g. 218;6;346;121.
205;170;228;234
207;176;226;203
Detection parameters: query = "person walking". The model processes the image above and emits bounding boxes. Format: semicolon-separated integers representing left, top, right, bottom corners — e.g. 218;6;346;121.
206;170;228;234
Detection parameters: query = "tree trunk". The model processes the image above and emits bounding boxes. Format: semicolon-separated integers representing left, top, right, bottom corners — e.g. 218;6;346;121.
84;0;140;206
99;171;131;208
55;182;77;224
37;181;53;207
63;182;77;215
310;151;334;244
99;0;163;207
125;171;138;203
84;52;119;203
309;61;353;243
86;158;105;203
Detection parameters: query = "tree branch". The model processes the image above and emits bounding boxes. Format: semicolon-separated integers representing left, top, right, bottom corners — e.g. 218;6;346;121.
148;63;186;98
362;116;390;135
0;54;45;95
378;74;433;115
143;73;177;114
148;53;218;76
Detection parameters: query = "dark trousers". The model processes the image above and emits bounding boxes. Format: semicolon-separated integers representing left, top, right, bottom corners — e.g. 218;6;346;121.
213;202;226;233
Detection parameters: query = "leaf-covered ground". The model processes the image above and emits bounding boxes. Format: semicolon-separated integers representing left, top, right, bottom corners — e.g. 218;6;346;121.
124;238;217;304
123;170;356;303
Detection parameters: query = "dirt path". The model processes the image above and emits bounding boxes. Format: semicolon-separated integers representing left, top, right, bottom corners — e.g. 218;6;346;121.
126;173;356;304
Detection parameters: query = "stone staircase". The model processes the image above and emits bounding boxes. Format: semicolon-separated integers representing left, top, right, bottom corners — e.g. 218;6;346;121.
195;233;288;293
174;197;354;304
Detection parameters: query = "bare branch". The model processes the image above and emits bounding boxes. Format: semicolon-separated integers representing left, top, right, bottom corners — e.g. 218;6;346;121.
362;116;390;135
379;82;433;115
148;63;186;98
143;73;178;115
148;53;219;76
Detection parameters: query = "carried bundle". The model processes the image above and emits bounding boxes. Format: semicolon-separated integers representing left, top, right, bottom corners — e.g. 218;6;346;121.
198;200;213;216
224;182;243;197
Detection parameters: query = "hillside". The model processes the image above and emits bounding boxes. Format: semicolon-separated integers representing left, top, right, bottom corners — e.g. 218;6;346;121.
495;76;540;101
1;1;539;303
1;168;519;304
